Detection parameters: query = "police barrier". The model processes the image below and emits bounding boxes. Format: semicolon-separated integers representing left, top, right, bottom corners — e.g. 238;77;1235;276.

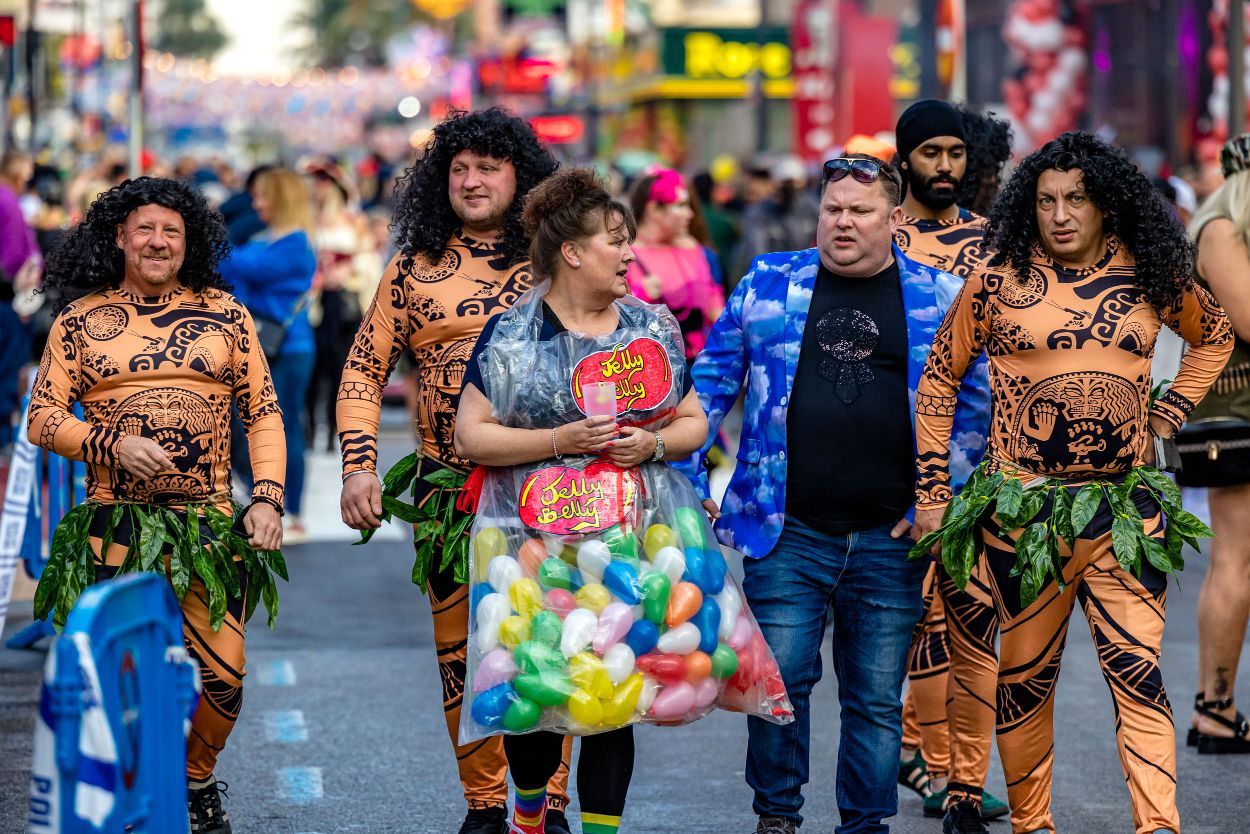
29;573;199;833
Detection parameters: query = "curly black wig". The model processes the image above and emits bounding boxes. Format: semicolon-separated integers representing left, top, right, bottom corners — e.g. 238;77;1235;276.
986;131;1194;313
390;107;558;268
956;106;1013;215
43;176;231;313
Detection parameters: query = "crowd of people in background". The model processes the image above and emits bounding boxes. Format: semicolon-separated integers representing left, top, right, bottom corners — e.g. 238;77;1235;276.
6;102;1250;834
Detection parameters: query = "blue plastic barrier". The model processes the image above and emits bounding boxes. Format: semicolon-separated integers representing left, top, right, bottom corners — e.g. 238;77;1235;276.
29;573;198;834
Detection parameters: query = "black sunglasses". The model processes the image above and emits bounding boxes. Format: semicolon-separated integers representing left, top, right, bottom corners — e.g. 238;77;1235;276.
822;157;887;185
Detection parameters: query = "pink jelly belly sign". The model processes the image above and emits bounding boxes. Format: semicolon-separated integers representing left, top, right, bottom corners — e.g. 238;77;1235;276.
518;460;642;535
571;338;674;415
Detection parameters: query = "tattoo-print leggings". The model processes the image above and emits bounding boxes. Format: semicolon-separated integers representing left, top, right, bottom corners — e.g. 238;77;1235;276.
416;463;573;811
902;560;1000;803
982;487;1178;834
89;507;247;782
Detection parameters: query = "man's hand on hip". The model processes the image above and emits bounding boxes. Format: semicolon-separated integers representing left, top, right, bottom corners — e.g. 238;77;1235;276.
116;435;174;480
244;502;283;551
909;506;946;555
341;471;383;530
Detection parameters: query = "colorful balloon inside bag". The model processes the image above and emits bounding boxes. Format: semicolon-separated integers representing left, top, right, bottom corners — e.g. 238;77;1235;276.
457;287;793;742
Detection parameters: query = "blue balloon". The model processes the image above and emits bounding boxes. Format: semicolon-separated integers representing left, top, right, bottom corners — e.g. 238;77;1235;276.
624;619;659;656
469;583;492;619
470;682;516;728
694;598;721;654
702;547;727;595
682;546;706;587
603;560;642;604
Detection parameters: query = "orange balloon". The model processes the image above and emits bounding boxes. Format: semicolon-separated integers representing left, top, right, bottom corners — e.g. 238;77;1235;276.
684;650;712;682
665;582;703;627
518;538;548;577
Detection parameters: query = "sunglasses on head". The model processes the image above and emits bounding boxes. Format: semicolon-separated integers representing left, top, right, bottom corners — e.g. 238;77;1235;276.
822;157;887;185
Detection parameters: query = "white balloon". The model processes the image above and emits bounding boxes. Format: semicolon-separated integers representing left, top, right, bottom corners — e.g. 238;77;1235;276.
638;677;660;712
577;540;611;582
1031;89;1060;116
475;593;511;653
652;546;686;585
1058;48;1086;75
714;586;742;640
561;608;598;658
603;644;636;685
487;555;522;594
657;622;701;655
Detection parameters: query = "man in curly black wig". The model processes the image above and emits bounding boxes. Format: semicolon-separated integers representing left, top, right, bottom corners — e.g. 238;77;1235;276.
910;132;1234;834
955;106;1012;217
335;108;571;834
29;177;287;834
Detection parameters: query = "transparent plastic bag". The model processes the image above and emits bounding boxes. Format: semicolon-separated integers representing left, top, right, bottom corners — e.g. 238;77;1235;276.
458;287;793;741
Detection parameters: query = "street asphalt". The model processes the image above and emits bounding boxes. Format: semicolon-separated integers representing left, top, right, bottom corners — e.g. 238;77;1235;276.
2;432;1249;832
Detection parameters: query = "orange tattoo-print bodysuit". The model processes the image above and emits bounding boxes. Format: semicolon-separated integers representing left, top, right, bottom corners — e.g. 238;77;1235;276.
337;233;538;474
894;208;993;282
28;286;286;510
915;237;1232;505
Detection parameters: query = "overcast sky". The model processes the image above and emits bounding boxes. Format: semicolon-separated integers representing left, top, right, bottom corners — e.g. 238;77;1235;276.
206;0;305;78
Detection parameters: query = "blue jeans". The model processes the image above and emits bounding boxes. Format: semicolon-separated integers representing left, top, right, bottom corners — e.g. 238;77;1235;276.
742;515;925;833
233;350;314;515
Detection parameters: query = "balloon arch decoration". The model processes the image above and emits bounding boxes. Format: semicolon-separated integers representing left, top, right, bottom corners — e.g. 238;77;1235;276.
1206;0;1249;141
1001;0;1088;152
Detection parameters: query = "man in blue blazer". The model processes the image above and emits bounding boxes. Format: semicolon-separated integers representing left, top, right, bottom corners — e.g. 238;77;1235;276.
682;155;990;834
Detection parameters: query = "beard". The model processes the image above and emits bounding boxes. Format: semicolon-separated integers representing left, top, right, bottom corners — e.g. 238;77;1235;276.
906;168;961;211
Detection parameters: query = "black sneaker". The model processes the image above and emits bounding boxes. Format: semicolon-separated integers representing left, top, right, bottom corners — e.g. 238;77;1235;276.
755;817;797;834
187;779;232;834
943;800;989;834
458;805;509;834
545;808;572;834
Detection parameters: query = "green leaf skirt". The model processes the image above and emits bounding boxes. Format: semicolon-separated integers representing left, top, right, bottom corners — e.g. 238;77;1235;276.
355;452;471;591
34;500;288;632
909;462;1213;607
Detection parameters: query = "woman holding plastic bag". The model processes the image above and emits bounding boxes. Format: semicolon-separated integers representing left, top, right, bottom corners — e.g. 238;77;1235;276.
454;168;792;833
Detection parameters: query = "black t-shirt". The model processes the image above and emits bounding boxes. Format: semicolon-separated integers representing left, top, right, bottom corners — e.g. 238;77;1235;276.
785;259;915;533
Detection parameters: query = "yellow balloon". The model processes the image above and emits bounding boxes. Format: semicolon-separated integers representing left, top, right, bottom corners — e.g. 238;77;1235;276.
642;524;676;559
499;615;530;649
569;652;614;698
567;688;604;727
474;528;508;581
601;673;643;727
509;578;544;619
575;583;611;615
710;154;738;185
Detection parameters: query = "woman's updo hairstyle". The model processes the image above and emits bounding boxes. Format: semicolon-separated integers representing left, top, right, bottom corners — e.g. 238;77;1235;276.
523;167;636;280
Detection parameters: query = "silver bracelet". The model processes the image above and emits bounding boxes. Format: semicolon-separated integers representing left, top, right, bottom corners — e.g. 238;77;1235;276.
552;427;563;459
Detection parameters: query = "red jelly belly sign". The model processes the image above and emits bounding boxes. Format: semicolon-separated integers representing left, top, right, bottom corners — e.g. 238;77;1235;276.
571;338;673;414
518;461;641;535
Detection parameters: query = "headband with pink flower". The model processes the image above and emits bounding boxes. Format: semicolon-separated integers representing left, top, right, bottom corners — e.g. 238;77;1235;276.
648;168;686;205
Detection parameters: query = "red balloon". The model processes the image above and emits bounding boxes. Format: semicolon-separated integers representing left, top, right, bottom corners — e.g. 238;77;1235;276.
1210;45;1229;76
1028;51;1057;74
1064;28;1086;48
1024;73;1046;94
1019;1;1050;23
636;653;686;685
729;646;761;693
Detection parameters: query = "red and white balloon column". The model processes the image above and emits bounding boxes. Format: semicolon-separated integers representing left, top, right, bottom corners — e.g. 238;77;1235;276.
1001;0;1088;152
1205;0;1250;140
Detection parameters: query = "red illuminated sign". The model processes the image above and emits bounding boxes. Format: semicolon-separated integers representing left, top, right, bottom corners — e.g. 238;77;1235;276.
531;115;585;144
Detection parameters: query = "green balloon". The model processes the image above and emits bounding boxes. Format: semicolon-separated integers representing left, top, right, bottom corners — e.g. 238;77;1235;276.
514;640;565;674
603;524;640;563
675;507;709;550
641;571;672;624
514;671;575;706
530;610;563;647
710;643;739;679
538;557;574;590
502;696;542;731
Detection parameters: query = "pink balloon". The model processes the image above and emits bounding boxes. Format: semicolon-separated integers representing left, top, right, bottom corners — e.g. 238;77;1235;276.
727;615;753;650
693;677;719;708
473;649;519;692
546;589;577;619
648;681;696;718
593;602;634;654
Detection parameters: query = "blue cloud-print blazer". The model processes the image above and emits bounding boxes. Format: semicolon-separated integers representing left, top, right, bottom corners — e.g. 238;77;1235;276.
677;245;991;559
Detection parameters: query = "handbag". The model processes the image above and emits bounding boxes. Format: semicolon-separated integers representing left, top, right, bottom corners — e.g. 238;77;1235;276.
1175;417;1250;487
251;291;312;360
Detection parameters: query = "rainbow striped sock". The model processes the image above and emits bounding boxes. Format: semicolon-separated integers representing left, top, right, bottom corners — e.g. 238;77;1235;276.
512;785;547;833
581;812;622;833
